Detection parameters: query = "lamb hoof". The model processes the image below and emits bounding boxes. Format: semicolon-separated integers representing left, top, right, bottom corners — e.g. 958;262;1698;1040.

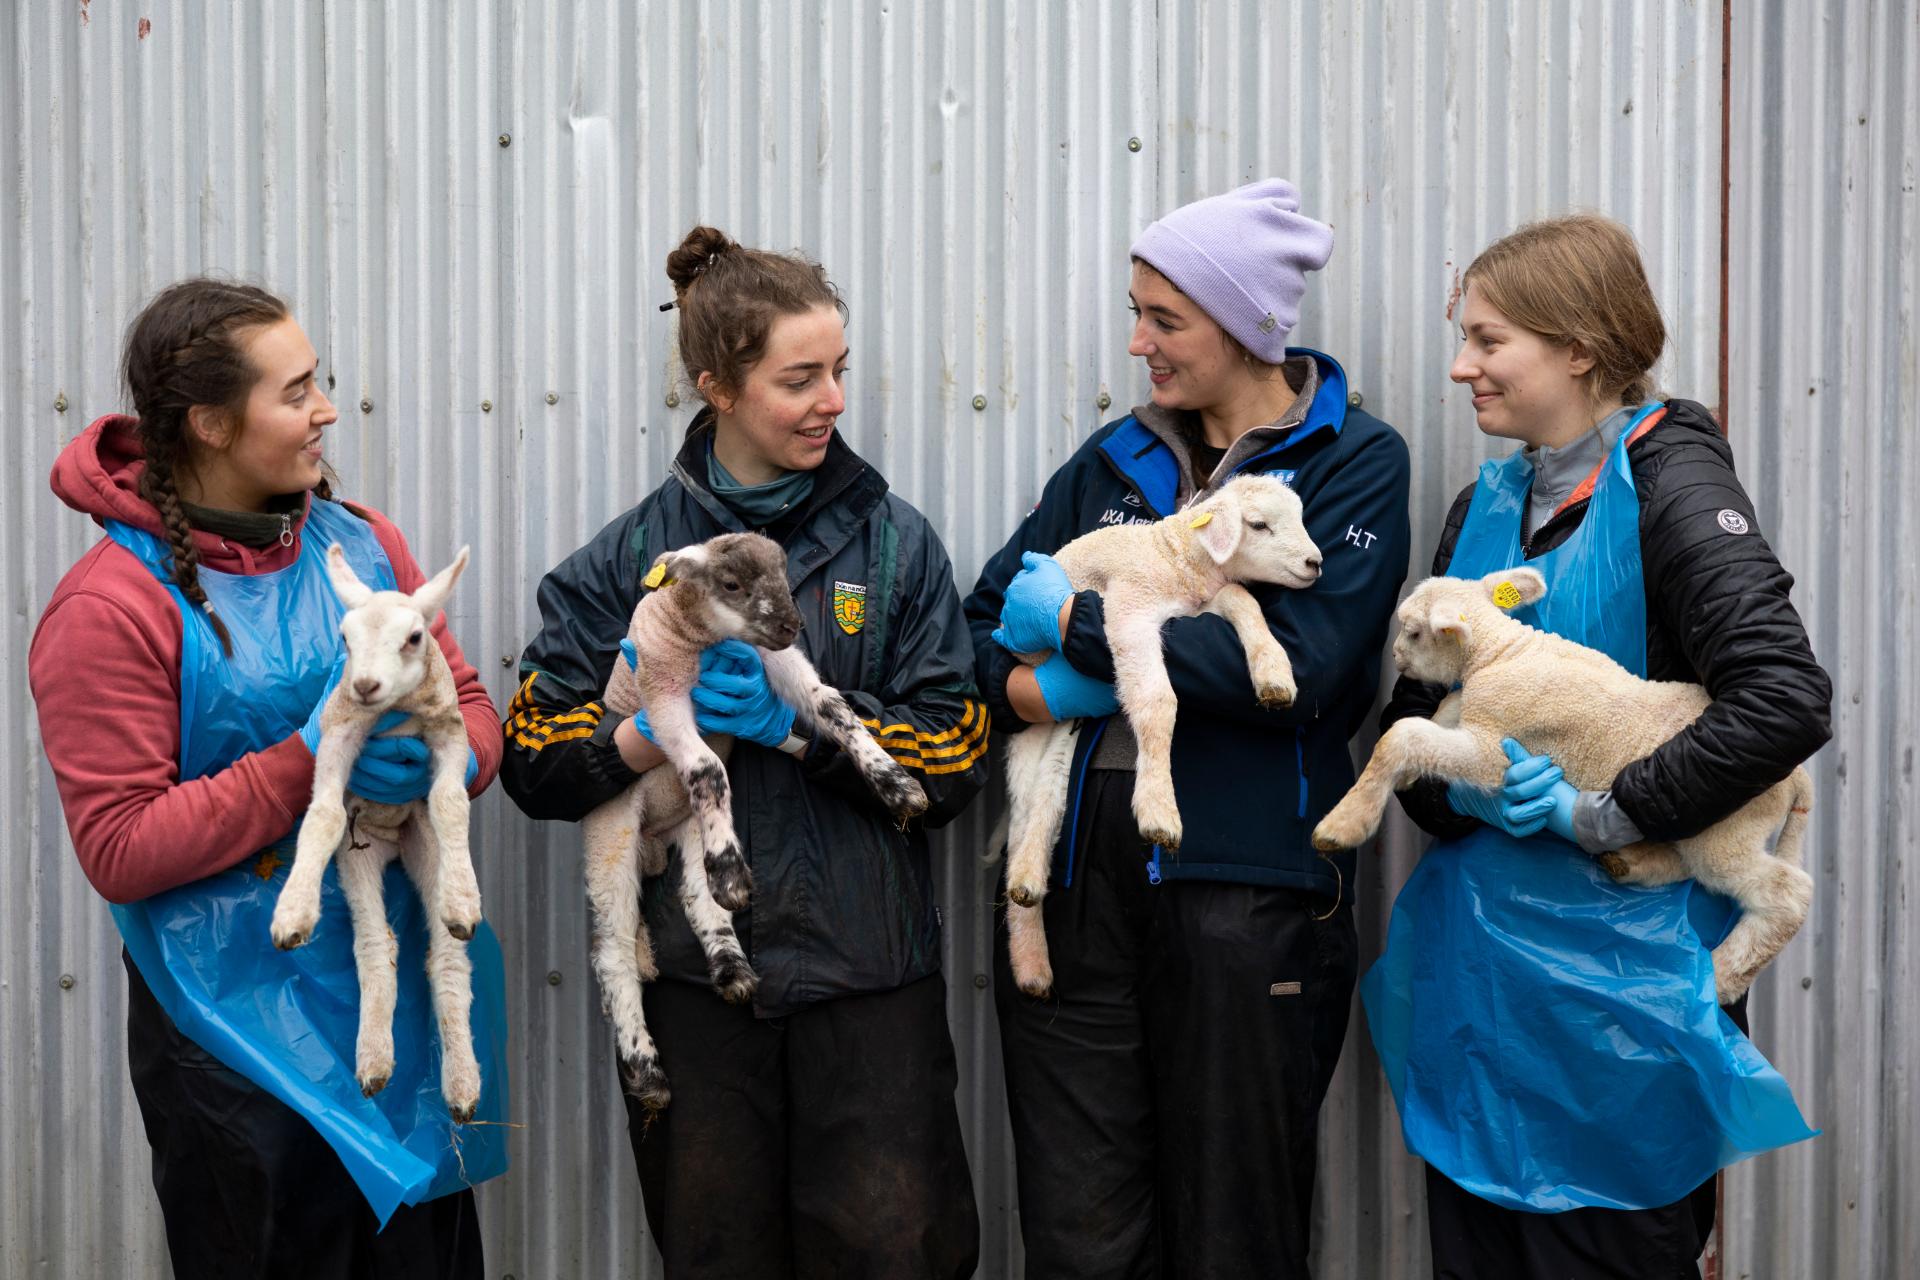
1255;683;1297;709
709;955;759;1005
706;849;753;913
1311;805;1369;851
360;1072;391;1098
449;1099;478;1125
271;922;312;951
1713;966;1752;1007
443;918;477;942
1016;972;1053;999
1597;852;1632;881
1006;882;1041;909
1139;825;1181;853
621;1055;671;1112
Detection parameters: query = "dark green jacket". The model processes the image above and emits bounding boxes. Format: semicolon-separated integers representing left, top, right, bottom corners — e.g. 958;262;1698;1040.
503;415;988;1015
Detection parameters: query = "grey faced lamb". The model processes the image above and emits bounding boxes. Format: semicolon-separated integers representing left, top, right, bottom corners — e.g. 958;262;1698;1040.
269;544;484;1120
1002;473;1322;997
580;532;929;1111
1311;566;1815;1004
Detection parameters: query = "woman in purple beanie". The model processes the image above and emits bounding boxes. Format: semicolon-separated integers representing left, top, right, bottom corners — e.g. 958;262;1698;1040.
963;179;1413;1277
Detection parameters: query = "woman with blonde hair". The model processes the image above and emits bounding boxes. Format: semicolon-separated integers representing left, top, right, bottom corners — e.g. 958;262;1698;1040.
1373;214;1829;1277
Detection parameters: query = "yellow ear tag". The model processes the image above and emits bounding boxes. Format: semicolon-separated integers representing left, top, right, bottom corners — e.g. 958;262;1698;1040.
1189;512;1214;529
643;564;670;590
1491;581;1522;610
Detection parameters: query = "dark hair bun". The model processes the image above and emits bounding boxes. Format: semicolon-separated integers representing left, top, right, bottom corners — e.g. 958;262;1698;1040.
666;226;738;295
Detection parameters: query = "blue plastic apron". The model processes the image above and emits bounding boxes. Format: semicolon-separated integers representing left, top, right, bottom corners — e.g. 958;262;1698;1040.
104;499;509;1227
1361;403;1815;1212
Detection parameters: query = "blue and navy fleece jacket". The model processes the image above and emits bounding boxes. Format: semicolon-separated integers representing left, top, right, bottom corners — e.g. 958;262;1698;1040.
502;416;989;1015
963;350;1412;896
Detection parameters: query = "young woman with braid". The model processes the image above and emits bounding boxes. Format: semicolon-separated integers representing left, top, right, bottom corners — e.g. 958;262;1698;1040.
30;279;505;1279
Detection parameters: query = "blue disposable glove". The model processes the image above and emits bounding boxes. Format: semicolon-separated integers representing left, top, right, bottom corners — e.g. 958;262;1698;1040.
296;654;348;756
992;552;1074;655
348;716;479;804
1501;738;1579;842
1446;738;1578;840
1031;650;1121;721
687;639;797;747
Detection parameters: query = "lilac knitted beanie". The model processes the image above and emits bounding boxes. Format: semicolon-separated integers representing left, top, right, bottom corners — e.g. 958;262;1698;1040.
1128;178;1335;363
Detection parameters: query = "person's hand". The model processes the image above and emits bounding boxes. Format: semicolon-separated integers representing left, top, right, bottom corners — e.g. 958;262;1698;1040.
631;639;796;747
1032;651;1120;721
348;713;435;803
687;640;797;747
992;552;1074;655
297;654;348;756
1500;738;1579;842
1447;738;1578;840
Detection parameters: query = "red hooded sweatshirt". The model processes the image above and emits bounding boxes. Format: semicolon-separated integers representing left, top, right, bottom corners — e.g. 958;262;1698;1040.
30;416;504;903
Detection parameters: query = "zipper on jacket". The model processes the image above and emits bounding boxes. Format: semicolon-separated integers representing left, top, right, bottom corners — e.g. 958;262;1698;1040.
1060;718;1107;889
279;513;294;547
1145;843;1163;885
1295;727;1310;819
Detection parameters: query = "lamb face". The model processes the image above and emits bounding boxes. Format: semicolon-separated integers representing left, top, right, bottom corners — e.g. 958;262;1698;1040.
1197;475;1322;588
1390;567;1547;684
656;533;803;650
327;544;470;710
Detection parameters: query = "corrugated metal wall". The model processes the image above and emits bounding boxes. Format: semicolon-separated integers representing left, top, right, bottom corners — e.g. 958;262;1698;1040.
1;2;1907;1277
1722;3;1920;1279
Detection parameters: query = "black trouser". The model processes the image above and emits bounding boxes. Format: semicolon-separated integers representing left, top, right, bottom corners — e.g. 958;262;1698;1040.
622;971;980;1279
1423;992;1749;1279
995;768;1359;1279
123;953;483;1280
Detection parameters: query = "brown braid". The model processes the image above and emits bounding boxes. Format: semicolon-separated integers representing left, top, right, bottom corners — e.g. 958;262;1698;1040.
122;278;293;657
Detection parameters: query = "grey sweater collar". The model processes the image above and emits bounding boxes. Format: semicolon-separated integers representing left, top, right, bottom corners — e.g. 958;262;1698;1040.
1524;405;1638;538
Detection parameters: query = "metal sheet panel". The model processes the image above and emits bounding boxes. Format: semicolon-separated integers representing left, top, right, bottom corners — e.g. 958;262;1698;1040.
1722;3;1920;1279
8;3;1898;1278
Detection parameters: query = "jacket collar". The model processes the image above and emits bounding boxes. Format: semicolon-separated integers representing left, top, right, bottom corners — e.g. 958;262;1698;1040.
1100;347;1352;515
668;408;890;588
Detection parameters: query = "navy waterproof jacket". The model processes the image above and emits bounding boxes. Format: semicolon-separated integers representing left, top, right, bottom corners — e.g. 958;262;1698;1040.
963;350;1412;897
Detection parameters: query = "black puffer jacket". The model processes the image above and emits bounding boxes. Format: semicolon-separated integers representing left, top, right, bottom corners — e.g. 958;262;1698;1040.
502;415;989;1015
1384;397;1832;842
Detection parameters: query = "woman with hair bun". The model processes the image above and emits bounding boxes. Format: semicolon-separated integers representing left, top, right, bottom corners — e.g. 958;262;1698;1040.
30;278;506;1277
503;227;986;1277
1375;214;1830;1277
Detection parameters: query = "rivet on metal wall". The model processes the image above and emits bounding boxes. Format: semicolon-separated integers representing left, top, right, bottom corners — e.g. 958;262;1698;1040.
547;970;563;986
59;974;75;990
54;392;68;413
360;397;374;414
1802;976;1813;989
1096;392;1111;410
500;655;513;668
1127;136;1143;153
1347;391;1364;409
498;133;511;148
665;391;680;408
545;392;558;405
972;973;988;990
971;395;987;412
480;400;492;413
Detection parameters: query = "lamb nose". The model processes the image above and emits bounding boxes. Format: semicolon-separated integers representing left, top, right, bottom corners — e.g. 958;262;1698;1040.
352;677;380;699
1305;555;1323;571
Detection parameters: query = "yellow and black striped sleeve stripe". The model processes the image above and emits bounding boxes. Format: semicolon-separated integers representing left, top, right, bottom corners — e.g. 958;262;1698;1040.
505;672;605;753
857;699;990;776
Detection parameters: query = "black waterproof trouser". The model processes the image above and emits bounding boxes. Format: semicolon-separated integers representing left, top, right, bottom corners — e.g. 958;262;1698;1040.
1424;999;1748;1280
995;769;1360;1279
123;953;483;1280
622;971;980;1279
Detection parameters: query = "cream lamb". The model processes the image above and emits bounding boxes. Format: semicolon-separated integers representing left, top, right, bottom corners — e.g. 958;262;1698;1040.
1312;566;1814;1003
1001;473;1323;996
270;544;484;1120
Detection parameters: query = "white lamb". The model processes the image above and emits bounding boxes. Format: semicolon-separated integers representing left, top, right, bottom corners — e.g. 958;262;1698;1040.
1001;473;1323;996
270;544;484;1120
1311;566;1815;1004
581;532;930;1111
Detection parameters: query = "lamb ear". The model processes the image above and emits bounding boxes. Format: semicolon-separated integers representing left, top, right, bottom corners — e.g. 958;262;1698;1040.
1191;491;1245;565
1429;600;1473;649
1480;566;1546;608
325;544;374;609
645;545;707;591
410;545;470;622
